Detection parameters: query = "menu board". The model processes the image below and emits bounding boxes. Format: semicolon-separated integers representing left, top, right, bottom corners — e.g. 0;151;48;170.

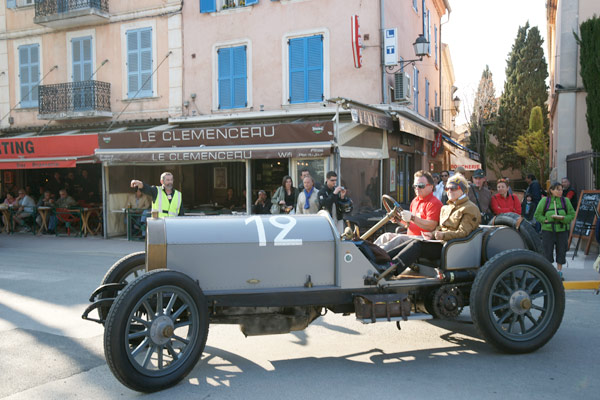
568;190;600;255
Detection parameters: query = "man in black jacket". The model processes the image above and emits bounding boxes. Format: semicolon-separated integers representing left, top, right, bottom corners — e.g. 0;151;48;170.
318;171;352;231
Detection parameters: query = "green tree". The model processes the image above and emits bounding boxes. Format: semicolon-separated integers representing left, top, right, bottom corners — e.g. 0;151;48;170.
514;106;548;182
575;16;600;152
489;22;549;174
468;65;498;169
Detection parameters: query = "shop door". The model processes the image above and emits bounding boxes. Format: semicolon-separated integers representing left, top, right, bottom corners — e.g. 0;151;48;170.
396;153;414;206
252;158;288;198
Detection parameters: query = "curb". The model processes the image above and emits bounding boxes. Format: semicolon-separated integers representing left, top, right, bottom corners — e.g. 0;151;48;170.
563;281;600;291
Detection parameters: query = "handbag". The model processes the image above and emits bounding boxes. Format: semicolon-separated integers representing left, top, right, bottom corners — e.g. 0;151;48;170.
270;203;281;214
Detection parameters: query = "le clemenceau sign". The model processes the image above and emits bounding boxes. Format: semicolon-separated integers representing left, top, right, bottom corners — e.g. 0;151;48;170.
96;121;334;162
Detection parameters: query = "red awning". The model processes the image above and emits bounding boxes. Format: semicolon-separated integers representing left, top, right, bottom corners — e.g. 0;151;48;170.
0;134;98;169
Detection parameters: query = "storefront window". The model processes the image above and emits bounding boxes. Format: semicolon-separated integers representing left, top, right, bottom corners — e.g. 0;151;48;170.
295;158;325;188
341;158;380;213
253;158;287;197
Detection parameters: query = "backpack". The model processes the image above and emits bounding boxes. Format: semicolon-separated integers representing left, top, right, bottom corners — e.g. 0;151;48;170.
543;196;566;213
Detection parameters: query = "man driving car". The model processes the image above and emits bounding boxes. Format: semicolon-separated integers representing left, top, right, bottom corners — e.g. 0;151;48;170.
375;170;442;251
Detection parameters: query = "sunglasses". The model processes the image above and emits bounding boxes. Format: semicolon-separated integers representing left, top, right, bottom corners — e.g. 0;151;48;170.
445;185;460;191
441;174;449;177
413;183;428;189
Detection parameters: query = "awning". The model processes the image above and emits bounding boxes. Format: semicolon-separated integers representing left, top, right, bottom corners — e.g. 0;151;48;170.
96;141;333;164
0;134;98;169
450;153;482;171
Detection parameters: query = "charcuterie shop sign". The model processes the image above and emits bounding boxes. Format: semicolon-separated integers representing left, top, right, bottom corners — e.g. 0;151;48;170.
98;121;334;149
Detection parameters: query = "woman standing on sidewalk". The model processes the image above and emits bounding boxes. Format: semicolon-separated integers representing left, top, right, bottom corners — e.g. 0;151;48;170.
534;182;576;280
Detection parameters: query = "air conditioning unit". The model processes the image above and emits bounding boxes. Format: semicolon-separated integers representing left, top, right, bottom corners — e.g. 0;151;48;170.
434;106;442;123
393;72;411;102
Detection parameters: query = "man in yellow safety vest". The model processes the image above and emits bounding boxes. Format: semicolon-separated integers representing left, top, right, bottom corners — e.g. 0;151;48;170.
130;172;183;217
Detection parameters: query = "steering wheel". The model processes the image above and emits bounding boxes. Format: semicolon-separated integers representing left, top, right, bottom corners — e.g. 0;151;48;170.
382;194;403;222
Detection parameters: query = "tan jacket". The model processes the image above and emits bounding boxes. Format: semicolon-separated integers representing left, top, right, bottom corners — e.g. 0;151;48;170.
296;189;320;214
435;196;481;241
126;193;152;210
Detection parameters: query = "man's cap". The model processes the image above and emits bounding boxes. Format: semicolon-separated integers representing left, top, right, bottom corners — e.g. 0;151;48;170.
473;169;485;178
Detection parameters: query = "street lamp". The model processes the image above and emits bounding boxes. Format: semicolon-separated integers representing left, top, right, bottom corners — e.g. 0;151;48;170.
453;96;461;113
386;34;430;74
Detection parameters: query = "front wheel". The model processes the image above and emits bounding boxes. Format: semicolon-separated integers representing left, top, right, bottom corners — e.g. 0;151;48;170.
470;249;565;354
104;270;209;392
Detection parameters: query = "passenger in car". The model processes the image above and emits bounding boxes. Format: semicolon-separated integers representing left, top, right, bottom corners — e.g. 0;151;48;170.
388;174;481;275
375;170;442;251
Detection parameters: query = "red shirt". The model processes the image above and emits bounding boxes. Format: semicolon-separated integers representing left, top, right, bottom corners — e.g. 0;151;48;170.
408;192;443;235
491;193;521;215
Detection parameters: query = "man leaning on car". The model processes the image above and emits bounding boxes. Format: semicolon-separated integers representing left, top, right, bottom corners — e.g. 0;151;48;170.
130;172;183;217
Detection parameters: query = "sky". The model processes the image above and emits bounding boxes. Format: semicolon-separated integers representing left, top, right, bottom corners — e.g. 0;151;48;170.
443;0;548;126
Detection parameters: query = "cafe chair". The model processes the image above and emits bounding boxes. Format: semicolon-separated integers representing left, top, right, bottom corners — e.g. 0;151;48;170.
55;208;81;237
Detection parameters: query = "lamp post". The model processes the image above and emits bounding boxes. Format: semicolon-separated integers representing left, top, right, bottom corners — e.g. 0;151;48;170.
386;34;430;74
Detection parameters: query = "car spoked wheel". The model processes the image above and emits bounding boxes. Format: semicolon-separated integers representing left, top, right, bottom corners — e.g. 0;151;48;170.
126;286;196;374
488;265;552;338
105;270;209;392
471;249;564;354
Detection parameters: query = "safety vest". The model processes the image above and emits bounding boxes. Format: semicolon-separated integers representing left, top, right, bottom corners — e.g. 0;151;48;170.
151;187;182;218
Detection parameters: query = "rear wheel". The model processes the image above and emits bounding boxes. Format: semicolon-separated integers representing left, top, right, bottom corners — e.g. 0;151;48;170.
104;270;209;393
470;249;564;353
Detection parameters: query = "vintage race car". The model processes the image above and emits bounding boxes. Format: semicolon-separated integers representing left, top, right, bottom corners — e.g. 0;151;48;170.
83;195;565;393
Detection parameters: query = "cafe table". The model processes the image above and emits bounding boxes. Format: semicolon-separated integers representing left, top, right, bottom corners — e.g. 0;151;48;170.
36;206;52;235
0;205;14;233
81;207;102;236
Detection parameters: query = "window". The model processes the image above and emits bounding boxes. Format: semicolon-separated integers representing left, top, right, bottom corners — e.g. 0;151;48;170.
18;44;40;108
218;45;247;109
289;35;323;104
413;0;418;13
425;79;429;119
434;25;438;66
201;0;258;13
413;66;419;114
72;36;93;82
126;27;153;98
422;1;426;32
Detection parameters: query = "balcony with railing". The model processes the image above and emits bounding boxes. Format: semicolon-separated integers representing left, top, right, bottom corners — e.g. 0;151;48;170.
34;0;110;29
38;80;112;120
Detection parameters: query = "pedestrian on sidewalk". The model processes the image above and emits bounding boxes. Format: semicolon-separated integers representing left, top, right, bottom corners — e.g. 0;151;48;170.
534;182;576;280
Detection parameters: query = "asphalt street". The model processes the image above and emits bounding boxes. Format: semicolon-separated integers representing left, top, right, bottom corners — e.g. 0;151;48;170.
0;234;599;399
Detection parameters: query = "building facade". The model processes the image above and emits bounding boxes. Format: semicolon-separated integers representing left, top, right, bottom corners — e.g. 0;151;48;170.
547;0;597;189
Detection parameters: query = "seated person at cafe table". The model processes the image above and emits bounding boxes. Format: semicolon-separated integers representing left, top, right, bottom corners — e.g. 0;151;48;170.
131;172;183;217
13;189;36;233
125;188;152;233
387;174;481;275
36;190;54;232
48;189;78;234
252;190;272;215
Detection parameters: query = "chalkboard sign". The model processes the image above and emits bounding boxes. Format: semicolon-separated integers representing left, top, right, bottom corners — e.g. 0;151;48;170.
568;190;600;255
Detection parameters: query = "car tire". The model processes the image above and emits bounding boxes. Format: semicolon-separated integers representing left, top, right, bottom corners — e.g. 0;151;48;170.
470;249;565;354
98;251;147;323
104;270;209;392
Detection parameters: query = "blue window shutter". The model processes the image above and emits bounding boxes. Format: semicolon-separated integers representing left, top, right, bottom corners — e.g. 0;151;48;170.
127;28;153;98
422;0;426;33
413;66;419;114
425;79;429;118
218;48;232;109
289;38;305;103
246;0;259;5
232;46;247;108
434;25;438;65
72;36;93;82
200;0;216;13
427;10;431;55
19;44;40;108
289;35;323;104
306;35;323;102
7;0;16;9
413;0;417;12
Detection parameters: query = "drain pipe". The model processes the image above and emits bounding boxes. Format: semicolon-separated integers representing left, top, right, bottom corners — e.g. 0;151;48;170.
380;0;387;104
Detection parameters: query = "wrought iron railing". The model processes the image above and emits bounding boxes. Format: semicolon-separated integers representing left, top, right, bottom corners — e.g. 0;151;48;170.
38;80;111;115
35;0;109;18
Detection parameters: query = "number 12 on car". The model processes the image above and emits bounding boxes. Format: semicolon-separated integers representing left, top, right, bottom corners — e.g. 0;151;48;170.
245;215;303;247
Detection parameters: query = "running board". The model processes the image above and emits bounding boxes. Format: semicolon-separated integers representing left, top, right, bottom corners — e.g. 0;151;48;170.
357;312;432;324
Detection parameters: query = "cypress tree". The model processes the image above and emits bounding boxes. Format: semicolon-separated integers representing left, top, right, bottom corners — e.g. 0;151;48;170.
489;23;549;173
468;65;498;170
575;16;600;152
